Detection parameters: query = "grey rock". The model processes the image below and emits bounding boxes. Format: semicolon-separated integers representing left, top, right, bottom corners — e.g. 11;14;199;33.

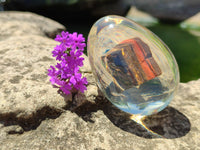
0;35;70;130
4;0;132;17
0;11;200;150
126;6;159;27
180;12;200;37
0;11;97;135
0;11;65;40
91;0;134;16
0;34;96;132
181;12;200;29
134;0;200;21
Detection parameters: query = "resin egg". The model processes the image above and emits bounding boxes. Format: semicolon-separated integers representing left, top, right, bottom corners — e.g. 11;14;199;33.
87;15;179;116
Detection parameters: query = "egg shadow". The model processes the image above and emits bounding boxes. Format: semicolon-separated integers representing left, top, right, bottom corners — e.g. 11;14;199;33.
60;88;191;139
102;100;191;139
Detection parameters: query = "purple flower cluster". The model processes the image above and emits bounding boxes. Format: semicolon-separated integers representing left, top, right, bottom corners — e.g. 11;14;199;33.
48;31;88;95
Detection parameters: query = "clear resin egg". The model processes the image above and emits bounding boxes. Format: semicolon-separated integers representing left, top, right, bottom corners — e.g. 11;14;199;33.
87;15;179;116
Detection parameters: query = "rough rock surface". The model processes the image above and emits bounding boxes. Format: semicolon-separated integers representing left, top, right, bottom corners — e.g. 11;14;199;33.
0;11;65;40
0;11;200;150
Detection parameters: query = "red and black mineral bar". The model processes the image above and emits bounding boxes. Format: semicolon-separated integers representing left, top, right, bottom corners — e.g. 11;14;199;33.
101;37;162;89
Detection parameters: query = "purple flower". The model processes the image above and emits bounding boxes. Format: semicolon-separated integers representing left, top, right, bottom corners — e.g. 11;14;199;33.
59;81;72;95
69;32;86;51
48;31;87;95
55;31;69;43
68;50;84;67
69;67;88;93
52;44;66;61
74;77;88;93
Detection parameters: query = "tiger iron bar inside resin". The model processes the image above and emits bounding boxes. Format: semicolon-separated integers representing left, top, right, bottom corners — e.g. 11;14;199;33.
101;37;162;89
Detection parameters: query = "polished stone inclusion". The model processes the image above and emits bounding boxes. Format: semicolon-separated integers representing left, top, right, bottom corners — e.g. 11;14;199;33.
87;15;179;116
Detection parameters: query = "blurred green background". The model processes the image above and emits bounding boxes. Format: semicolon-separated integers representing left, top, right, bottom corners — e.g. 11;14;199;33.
149;24;200;82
